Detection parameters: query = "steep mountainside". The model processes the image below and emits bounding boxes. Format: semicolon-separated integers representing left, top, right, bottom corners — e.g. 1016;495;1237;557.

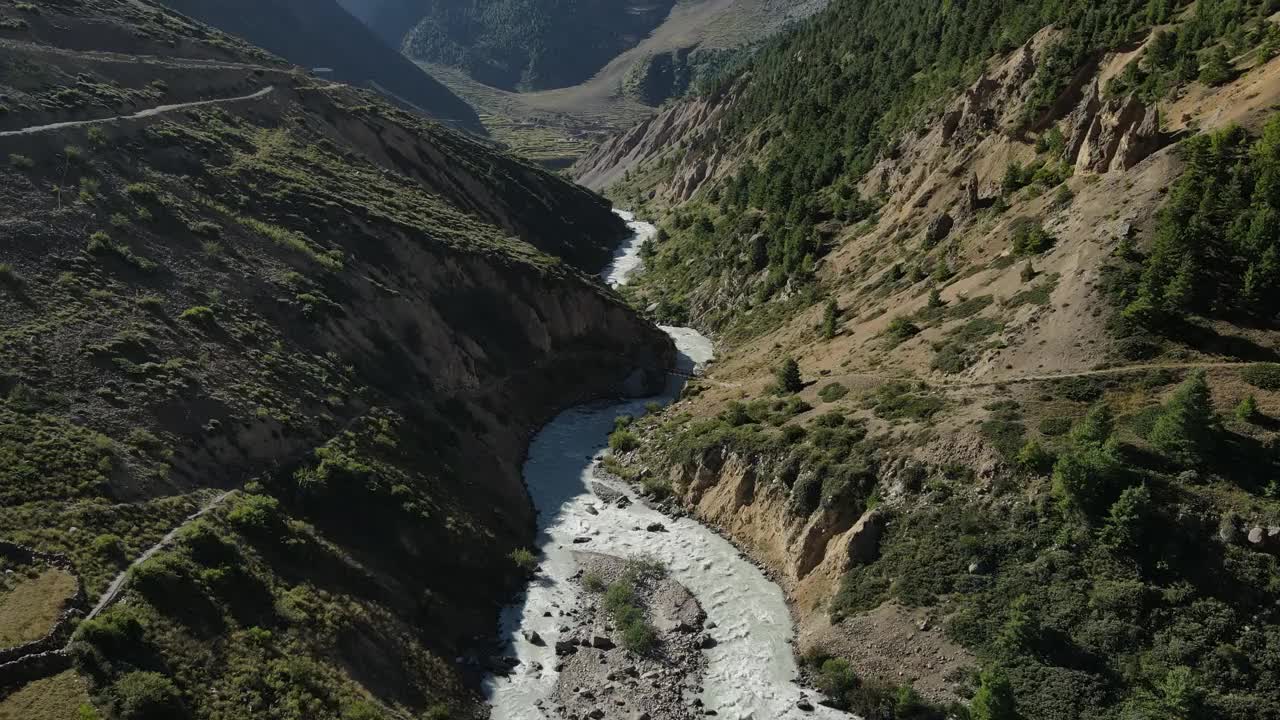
0;1;672;719
156;0;485;133
400;0;680;92
337;0;829;168
583;0;1280;718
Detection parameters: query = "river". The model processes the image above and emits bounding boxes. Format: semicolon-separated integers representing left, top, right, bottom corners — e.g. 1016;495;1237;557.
484;211;844;719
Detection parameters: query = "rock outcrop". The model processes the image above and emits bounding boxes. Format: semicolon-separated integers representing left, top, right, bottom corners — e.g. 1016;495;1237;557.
1067;81;1165;173
573;78;746;200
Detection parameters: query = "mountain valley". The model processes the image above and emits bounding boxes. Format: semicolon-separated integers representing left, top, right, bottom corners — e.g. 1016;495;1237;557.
2;1;1280;720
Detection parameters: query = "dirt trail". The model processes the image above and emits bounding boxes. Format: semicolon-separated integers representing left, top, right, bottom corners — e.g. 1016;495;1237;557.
86;490;235;620
805;360;1254;393
0;85;275;139
938;361;1252;388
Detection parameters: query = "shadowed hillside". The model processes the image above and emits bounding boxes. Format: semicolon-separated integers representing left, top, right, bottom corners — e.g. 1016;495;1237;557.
158;0;486;133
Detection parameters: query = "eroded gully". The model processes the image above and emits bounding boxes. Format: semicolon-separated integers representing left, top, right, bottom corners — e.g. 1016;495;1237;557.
485;211;845;720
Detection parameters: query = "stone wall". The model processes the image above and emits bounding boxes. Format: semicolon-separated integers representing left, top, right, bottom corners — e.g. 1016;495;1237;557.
0;542;87;691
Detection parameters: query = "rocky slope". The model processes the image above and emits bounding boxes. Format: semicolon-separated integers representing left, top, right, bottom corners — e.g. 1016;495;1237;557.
0;1;672;718
585;3;1280;717
157;0;484;132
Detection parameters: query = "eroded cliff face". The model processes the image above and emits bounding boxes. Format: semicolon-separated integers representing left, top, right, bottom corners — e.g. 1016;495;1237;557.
618;437;984;702
572;78;747;200
859;28;1167;208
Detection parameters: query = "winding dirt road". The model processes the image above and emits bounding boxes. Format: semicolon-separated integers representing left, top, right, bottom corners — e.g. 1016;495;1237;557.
0;85;275;139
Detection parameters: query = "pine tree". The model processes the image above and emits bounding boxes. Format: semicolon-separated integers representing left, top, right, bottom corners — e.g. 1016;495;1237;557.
776;357;803;395
1099;483;1152;551
1149;370;1219;466
1199;45;1232;86
927;286;945;308
1235;394;1259;422
820;300;840;339
1052;440;1123;515
1016;439;1052;474
1070;402;1115;448
971;668;1018;720
994;596;1039;658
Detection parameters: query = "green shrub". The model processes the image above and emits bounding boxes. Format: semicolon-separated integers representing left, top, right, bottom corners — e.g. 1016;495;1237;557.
886;316;920;342
970;668;1016;720
981;420;1026;461
78;177;100;203
75;605;144;654
608;429;639;452
780;424;806;444
508;547;537;573
179;306;215;323
129;553;189;600
872;382;944;422
1038;416;1073;436
1053;376;1103;402
226;494;282;533
583;572;606;592
603;581;635;615
1241;363;1280;391
87;230;112;253
112;671;184;720
816;658;859;701
1012;218;1055;255
0;263;19;289
1052;184;1075;209
91;533;126;559
622;620;656;654
8;154;33;170
125;183;161;201
1016;439;1053;474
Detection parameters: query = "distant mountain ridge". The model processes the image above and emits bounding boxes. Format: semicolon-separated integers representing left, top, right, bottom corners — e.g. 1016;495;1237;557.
159;0;485;132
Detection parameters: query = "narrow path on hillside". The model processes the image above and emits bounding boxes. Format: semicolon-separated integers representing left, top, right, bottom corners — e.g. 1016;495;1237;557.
0;85;275;139
935;360;1253;388
86;490;236;620
690;360;1259;394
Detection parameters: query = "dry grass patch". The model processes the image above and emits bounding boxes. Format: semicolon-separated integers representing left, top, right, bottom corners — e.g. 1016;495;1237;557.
0;670;94;720
0;568;77;646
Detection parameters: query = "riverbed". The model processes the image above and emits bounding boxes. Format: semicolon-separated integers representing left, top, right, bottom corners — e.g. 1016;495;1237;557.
485;212;842;719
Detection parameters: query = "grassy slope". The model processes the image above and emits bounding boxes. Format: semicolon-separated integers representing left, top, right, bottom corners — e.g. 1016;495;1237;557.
0;1;672;718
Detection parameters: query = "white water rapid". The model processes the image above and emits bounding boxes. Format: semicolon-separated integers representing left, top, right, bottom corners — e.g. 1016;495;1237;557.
484;211;844;720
